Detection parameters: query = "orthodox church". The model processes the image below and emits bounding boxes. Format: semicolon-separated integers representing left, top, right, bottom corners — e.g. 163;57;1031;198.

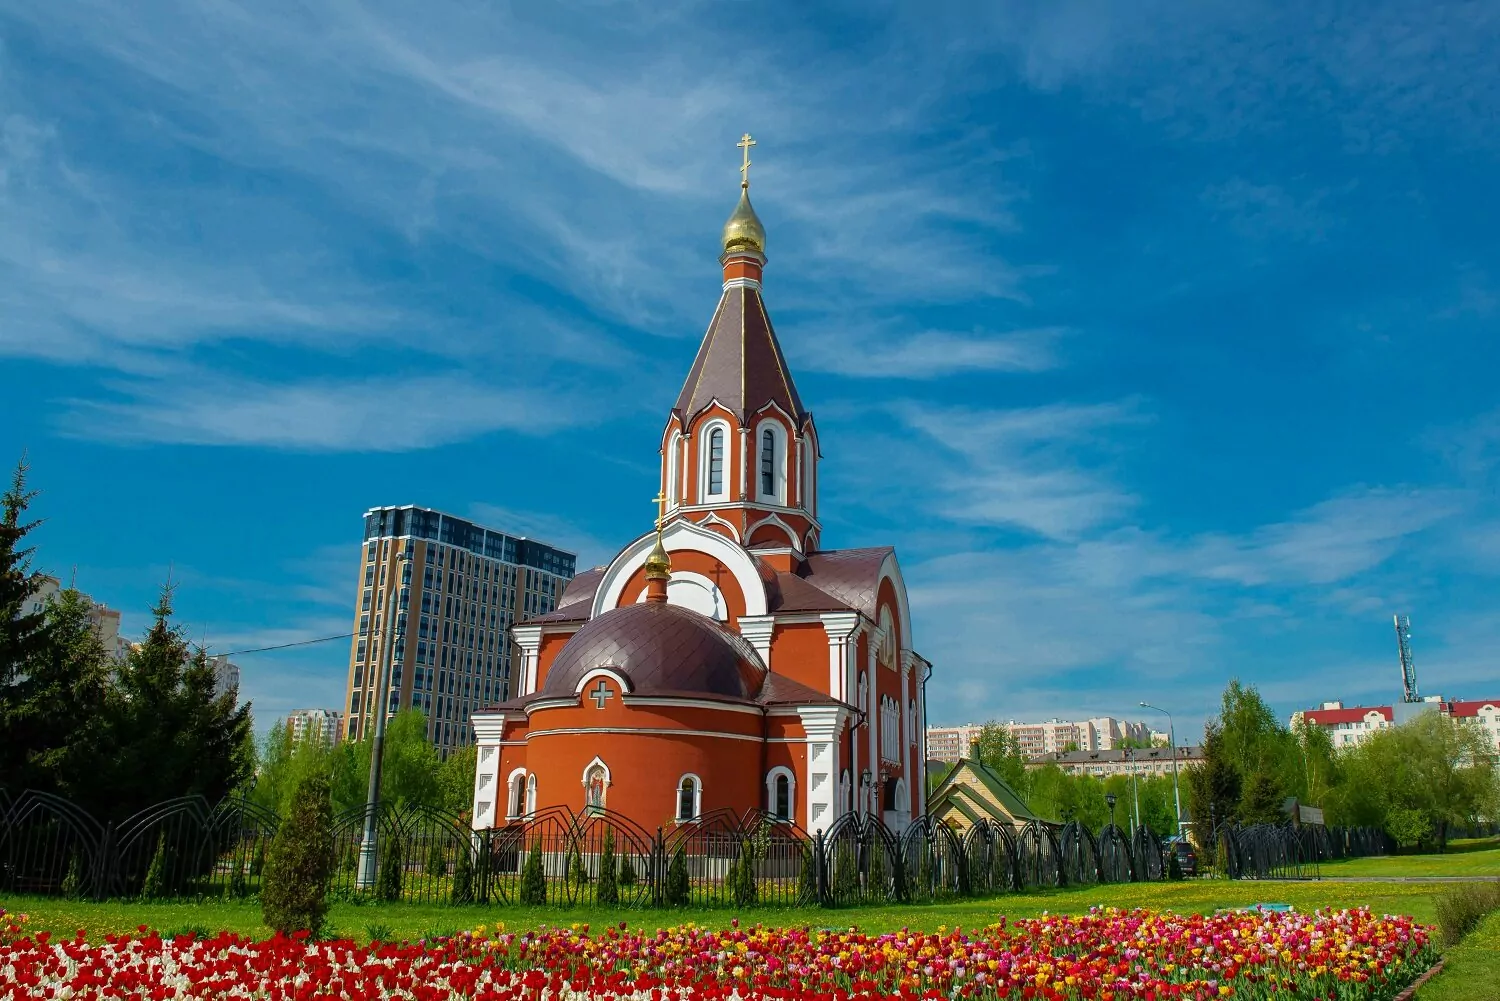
470;137;931;836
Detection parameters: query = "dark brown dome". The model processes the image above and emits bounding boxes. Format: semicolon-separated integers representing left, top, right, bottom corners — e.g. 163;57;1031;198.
542;602;766;700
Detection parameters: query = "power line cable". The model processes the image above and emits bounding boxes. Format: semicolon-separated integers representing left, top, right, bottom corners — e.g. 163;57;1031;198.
222;632;354;657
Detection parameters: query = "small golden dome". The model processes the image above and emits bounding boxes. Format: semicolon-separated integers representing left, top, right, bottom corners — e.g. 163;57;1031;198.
722;186;766;254
644;535;672;580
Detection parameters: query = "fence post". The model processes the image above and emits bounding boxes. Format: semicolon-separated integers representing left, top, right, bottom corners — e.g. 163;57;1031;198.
93;821;114;902
815;829;829;907
651;827;664;908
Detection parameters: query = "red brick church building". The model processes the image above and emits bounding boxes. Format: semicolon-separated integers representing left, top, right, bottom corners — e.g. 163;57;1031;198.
470;141;931;835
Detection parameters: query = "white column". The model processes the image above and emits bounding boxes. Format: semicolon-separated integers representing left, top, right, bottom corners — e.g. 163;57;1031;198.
900;654;913;827
796;705;848;834
819;612;859;702
866;629;878;813
512;625;543;695
470;715;506;830
738;615;776;666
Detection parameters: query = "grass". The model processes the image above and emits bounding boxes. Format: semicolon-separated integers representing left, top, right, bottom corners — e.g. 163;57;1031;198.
1418;909;1500;1001
1320;841;1500;879
1;878;1461;943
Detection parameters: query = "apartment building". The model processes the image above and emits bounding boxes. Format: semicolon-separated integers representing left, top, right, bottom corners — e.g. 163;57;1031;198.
26;574;130;661
1293;697;1500;753
927;716;1152;763
926;723;986;763
343;505;576;757
1028;745;1204;779
286;708;342;748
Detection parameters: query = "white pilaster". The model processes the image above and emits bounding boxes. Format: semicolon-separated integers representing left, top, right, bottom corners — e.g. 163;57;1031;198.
512;624;543;695
796;705;849;834
818;612;860;702
470;715;507;830
900;654;914;825
737;615;776;666
866;629;878;812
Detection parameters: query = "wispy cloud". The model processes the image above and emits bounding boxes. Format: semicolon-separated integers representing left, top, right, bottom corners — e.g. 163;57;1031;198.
793;326;1063;379
57;372;600;451
1201;178;1333;243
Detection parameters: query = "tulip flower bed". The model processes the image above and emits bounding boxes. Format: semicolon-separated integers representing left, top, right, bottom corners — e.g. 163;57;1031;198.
0;904;1433;1000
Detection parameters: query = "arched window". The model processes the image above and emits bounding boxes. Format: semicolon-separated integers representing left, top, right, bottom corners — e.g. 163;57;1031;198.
665;430;681;506
708;426;725;497
766;767;795;821
507;769;528;819
676;774;702;821
525;774;537;814
756;421;787;503
760;428;775;496
839;769;851;815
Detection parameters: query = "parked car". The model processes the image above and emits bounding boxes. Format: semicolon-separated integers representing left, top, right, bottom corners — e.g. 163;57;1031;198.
1164;837;1198;877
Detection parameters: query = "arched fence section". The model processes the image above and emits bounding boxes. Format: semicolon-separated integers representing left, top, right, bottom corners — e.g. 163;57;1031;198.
0;789;1399;905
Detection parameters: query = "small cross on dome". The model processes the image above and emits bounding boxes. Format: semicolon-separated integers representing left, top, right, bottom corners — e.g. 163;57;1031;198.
589;679;614;709
737;133;755;188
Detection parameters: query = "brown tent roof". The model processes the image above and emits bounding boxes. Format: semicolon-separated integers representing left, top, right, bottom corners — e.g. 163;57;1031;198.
771;570;853;612
673;286;806;426
802;547;894;618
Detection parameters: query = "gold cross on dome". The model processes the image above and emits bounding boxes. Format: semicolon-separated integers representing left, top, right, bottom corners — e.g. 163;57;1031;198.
737;133;755;187
652;490;668;532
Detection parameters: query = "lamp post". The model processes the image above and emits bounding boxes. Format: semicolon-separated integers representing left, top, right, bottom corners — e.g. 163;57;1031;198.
357;550;407;888
1105;792;1118;831
1127;747;1141;834
1140;702;1183;839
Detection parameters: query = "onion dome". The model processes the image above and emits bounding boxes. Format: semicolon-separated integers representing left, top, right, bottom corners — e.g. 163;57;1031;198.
542;602;766;700
722;187;766;254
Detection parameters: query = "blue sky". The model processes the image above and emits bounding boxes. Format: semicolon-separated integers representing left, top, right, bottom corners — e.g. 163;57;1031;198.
3;0;1498;739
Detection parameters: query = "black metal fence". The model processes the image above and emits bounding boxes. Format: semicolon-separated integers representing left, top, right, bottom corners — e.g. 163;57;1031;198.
0;789;1396;906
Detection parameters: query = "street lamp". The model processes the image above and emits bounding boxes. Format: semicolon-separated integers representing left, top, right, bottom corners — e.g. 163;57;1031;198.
358;550;408;888
1105;792;1118;831
1140;702;1184;839
1127;747;1140;834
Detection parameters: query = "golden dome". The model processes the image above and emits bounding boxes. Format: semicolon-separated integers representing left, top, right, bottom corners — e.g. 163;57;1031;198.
722;185;766;254
644;535;673;580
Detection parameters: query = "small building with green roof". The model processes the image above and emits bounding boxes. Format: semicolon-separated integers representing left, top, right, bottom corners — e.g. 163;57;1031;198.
928;757;1039;830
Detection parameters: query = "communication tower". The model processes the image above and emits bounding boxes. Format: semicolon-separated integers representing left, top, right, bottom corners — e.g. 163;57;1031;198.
1394;614;1420;704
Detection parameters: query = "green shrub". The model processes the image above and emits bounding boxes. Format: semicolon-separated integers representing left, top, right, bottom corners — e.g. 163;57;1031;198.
566;841;587;888
597;832;618;906
798;841;819;904
249;842;265;877
451;840;474;904
665;848;690;906
1435;882;1500;946
519;840;546;905
260;772;335;936
1168;850;1184;881
869;840;890;902
365;922;393;943
424;841;448;878
377;837;405;902
341;844;358;874
730;844;757;908
618;851;637;887
832;843;859;903
228;860;249;899
61;850;86;899
140;833;169;900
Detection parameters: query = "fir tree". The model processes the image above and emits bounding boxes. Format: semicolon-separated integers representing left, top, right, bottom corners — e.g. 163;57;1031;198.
140;832;169;900
731;842;757;908
798;841;818;905
377;837;405;901
61;849;86;900
832;843;860;903
596;832;619;906
617;850;637;887
665;847;690;906
1239;768;1285;826
566;840;587;888
425;840;448;878
519;839;546;905
260;771;335;936
868;838;890;902
0;458;60;791
451;840;474;904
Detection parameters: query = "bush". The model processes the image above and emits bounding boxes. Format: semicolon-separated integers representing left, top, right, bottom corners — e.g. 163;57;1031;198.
1435;882;1500;946
618;851;637;887
597;833;618;906
566;841;587;888
451;840;474;904
424;841;448;878
261;772;335;936
832;843;859;903
61;851;85;900
519;840;546;905
1168;851;1184;881
798;841;819;904
377;837;405;902
870;840;890;901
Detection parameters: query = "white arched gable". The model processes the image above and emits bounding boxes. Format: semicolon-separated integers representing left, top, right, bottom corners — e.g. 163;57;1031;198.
745;513;801;552
634;570;729;620
574;667;633;696
875;551;914;650
696;512;741;542
592;518;769;619
697;417;733;503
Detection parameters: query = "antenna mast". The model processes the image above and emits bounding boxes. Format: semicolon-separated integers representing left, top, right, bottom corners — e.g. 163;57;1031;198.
1394;614;1419;704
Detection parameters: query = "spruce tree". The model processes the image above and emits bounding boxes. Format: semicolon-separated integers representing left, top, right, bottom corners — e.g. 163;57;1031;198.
617;850;637;887
665;847;690;905
832;843;860;903
0;458;59;790
377;836;405;901
797;841;818;905
519;839;546;904
596;832;618;905
451;840;474;904
868;838;889;902
140;832;170;900
261;772;335;936
425;840;448;878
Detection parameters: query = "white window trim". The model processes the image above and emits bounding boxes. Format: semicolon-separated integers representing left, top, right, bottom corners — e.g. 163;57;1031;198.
665;430;682;509
525;773;537;815
506;767;528;819
676;772;703;822
765;766;796;821
755;419;788;504
699;419;732;502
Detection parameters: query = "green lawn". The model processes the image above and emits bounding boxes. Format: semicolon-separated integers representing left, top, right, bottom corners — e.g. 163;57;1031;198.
1418;909;1500;1001
0;878;1456;942
1320;842;1500;878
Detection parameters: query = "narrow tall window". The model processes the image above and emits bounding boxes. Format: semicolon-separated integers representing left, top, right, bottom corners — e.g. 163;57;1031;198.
708;427;725;496
761;428;775;497
774;774;791;820
677;776;699;821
